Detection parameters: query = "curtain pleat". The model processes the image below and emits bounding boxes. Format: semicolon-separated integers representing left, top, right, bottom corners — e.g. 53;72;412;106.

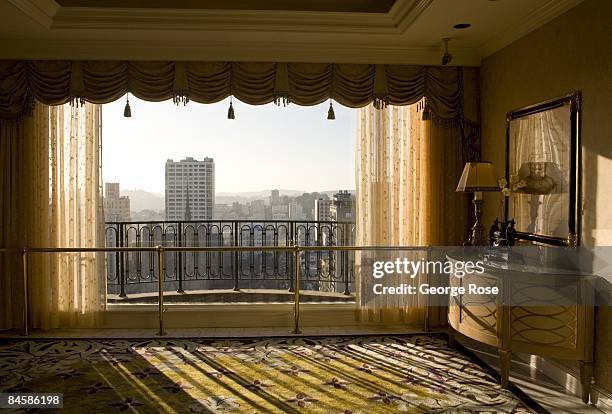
0;116;27;328
0;61;29;117
333;64;375;108
128;61;175;102
288;63;332;106
28;61;73;106
385;65;426;106
232;62;276;105
187;62;231;104
83;61;129;104
0;61;472;122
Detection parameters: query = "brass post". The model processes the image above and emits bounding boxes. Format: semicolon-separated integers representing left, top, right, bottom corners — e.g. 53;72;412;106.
157;246;166;336
22;249;29;336
292;245;301;334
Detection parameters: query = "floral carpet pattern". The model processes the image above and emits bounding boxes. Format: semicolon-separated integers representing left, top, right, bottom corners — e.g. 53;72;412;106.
0;335;533;413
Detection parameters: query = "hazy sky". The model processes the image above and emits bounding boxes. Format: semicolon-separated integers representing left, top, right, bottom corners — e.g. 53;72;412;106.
102;95;357;194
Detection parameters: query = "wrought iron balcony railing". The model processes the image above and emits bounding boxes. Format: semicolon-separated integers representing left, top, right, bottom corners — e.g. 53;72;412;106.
105;220;355;299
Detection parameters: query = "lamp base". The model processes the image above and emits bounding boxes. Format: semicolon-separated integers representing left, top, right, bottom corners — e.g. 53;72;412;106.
466;193;485;246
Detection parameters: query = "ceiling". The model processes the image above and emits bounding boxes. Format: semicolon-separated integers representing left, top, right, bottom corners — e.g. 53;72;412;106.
0;0;583;65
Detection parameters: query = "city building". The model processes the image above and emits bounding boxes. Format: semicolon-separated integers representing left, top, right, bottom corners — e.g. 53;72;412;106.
271;204;289;220
213;204;230;220
319;191;356;295
289;201;306;220
103;182;131;222
314;197;332;221
270;189;280;205
250;200;266;220
165;157;215;221
330;190;355;222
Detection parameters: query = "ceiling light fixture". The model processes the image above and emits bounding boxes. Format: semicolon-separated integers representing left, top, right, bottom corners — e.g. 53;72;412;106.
123;93;131;118
441;38;453;66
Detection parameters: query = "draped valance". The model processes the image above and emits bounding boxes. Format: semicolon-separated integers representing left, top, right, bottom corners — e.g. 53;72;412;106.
0;61;467;121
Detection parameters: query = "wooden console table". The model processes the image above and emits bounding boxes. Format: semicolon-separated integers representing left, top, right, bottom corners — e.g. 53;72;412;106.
447;251;595;403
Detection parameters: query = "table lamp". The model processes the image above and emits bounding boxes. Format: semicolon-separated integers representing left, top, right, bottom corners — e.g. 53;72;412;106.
456;162;500;245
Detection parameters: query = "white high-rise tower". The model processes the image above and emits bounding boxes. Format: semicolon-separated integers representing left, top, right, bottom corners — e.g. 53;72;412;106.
165;157;215;221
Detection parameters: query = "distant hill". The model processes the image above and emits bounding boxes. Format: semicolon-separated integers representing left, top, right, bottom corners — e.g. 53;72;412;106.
216;189;305;205
215;189;355;204
216;189;305;198
121;188;355;212
121;189;164;212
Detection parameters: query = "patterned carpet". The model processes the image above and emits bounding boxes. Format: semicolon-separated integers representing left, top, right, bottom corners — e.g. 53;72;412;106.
0;335;534;413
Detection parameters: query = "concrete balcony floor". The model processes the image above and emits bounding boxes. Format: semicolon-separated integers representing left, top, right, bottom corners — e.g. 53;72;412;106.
107;288;355;304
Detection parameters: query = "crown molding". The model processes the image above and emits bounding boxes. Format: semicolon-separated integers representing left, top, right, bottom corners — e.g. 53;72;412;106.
43;0;432;36
51;8;395;34
0;38;482;66
7;0;58;28
479;0;584;58
389;0;433;32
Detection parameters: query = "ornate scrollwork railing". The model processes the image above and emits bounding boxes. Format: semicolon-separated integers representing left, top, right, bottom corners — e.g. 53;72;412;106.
104;220;355;297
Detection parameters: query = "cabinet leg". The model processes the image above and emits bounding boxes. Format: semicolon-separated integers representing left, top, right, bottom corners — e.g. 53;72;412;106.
499;349;511;389
447;329;455;347
579;361;593;404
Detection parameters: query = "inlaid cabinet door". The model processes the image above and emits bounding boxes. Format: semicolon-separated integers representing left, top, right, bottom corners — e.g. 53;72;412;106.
449;270;501;348
506;273;587;360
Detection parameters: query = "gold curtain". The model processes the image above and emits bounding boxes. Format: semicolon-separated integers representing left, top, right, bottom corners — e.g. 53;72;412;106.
0;104;52;329
0;102;105;330
355;103;467;325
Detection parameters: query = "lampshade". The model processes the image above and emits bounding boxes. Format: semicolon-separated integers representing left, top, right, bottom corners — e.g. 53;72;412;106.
456;162;499;192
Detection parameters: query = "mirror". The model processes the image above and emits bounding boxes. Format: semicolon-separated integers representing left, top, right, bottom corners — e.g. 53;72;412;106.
504;92;581;246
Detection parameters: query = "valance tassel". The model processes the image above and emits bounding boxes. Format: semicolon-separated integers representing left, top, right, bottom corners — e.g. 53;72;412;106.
327;100;335;120
273;93;290;107
69;96;85;107
173;92;190;106
227;98;235;120
123;94;131;118
373;96;389;110
422;104;431;121
422;107;431;121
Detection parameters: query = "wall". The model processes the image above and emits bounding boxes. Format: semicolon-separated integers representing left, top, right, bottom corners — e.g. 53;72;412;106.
480;0;612;245
479;0;612;395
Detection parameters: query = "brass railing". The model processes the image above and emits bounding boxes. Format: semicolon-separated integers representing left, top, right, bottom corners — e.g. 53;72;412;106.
0;245;432;336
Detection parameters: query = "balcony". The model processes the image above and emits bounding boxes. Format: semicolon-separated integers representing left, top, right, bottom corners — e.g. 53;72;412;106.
105;220;356;304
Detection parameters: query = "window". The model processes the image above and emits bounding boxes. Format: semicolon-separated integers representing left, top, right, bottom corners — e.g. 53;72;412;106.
102;96;356;303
